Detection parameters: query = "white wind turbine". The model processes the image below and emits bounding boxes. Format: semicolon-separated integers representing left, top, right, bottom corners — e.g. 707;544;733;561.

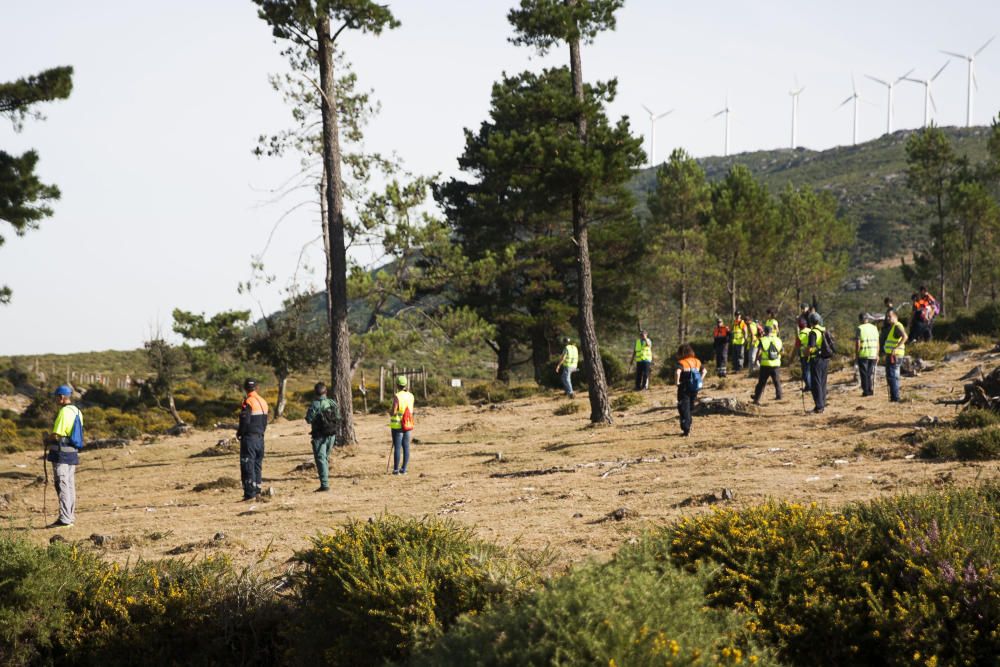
789;78;806;149
901;62;950;127
641;104;673;168
712;96;732;157
837;76;864;145
941;36;995;127
865;68;914;134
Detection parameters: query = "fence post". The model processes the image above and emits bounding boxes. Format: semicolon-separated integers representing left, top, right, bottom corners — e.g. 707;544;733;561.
422;365;427;400
379;366;384;403
361;368;368;414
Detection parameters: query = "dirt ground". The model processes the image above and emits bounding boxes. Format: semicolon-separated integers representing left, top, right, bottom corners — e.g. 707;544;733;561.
1;349;998;573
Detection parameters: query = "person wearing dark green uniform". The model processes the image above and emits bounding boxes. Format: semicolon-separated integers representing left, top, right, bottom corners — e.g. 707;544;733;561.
305;382;340;492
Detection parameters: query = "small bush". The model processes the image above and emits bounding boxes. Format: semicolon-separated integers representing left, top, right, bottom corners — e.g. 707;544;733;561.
0;417;17;445
415;551;777;666
919;426;1000;460
952;408;1000;430
959;334;995;350
908;339;953;361
467;383;510;403
935;302;1000;341
287;516;542;665
611;392;644;411
554;402;581;416
0;378;14;395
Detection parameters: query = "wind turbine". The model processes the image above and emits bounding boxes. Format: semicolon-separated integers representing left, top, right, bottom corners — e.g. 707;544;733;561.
789;78;805;149
865;68;914;134
837;76;863;145
941;36;995;127
712;96;732;157
641;104;673;168
901;62;950;127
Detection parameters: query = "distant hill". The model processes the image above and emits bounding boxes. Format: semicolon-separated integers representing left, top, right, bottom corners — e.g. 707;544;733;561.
630;125;992;262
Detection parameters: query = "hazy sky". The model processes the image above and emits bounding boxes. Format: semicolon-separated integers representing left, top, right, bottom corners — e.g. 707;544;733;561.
2;0;999;355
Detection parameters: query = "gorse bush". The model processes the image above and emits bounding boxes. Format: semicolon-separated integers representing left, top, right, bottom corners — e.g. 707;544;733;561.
907;339;953;361
919;425;1000;460
952;408;1000;430
554;401;581;415
287;515;544;666
611;391;644;411
413;546;778;667
664;488;1000;667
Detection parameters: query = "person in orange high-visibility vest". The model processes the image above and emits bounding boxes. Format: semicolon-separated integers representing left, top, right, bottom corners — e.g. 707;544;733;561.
712;318;729;377
389;375;415;475
674;344;704;437
237;378;269;501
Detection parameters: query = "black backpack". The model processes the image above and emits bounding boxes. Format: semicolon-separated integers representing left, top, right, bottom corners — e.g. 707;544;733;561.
820;328;837;359
314;400;341;437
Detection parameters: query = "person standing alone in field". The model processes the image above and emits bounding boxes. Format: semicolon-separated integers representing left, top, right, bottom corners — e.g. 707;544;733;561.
674;344;704;437
630;330;653;390
237;379;268;501
855;313;880;397
555;337;579;398
305;382;340;492
45;384;83;527
389;376;415;475
712;318;729;377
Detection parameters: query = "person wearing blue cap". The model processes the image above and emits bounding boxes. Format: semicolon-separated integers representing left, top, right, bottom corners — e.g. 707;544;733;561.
45;385;84;527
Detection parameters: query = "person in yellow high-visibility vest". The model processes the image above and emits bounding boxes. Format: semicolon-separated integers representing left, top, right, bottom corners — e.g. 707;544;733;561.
389;376;415;474
555;337;579;398
752;325;783;404
45;384;83;527
730;312;748;372
883;310;908;403
854;312;880;397
629;330;653;390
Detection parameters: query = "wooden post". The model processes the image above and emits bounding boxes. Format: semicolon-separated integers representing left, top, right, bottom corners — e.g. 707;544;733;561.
422;365;427;400
379;366;384;403
361;368;368;413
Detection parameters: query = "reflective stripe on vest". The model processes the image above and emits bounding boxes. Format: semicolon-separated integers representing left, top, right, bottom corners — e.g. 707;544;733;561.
563;345;579;368
857;322;880;360
884;322;906;357
634;338;652;362
759;335;783;367
390;390;414;429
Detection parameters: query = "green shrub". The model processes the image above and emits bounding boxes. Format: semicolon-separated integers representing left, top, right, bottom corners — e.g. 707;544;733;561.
665;488;1000;667
952;408;1000;430
287;516;542;666
0;378;14;395
414;551;777;666
907;339;953;361
919;426;1000;460
935;302;1000;341
467;383;510;403
611;392;644;411
959;334;995;350
0;417;17;445
554;402;581;416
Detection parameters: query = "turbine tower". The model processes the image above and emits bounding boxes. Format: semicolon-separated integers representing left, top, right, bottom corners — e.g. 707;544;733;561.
837;76;863;145
712;96;732;157
865;68;914;135
901;62;950;127
789;79;805;149
941;36;995;127
641;104;673;168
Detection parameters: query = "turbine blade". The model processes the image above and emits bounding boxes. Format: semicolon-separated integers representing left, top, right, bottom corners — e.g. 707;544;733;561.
940;50;967;59
901;77;922;85
838;96;853;108
641;104;654;116
930;92;938;112
932;61;950;80
655;109;674;120
865;74;889;86
896;68;915;83
973;71;979;91
713;109;726;118
975;35;995;56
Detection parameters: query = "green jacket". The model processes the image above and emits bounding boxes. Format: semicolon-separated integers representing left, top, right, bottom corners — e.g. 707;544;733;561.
305;396;340;438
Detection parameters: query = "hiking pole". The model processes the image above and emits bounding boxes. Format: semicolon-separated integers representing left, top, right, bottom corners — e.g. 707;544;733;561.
41;437;48;526
800;376;808;414
385;439;394;474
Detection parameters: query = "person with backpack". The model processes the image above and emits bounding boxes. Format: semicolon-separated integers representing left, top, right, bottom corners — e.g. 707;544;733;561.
305;382;340;492
805;312;834;414
745;315;763;374
712;318;729;377
918;286;938;341
555;337;579;398
389;375;415;475
45;384;83;527
883;309;909;403
674;344;704;437
764;309;780;337
237;378;269;501
792;317;812;394
752;325;783;404
855;313;880;397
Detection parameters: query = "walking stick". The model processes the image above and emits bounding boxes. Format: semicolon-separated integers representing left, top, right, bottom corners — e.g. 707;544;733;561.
385;439;394;474
800;375;808;414
41;438;48;525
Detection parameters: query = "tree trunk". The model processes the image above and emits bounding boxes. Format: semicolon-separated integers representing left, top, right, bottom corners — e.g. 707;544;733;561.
276;372;288;419
316;18;356;443
567;29;611;425
166;392;184;426
531;325;549;385
678;234;688;343
936;191;947;317
495;333;513;384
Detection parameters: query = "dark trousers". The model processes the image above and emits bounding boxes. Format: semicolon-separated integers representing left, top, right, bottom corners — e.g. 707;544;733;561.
731;343;744;371
857;358;876;396
799;358;812;392
677;386;698;435
634;360;651;390
809;357;829;411
713;340;728;376
239;434;264;499
886;358;902;402
753;366;782;401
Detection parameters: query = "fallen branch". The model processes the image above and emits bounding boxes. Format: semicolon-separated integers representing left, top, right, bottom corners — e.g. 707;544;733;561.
489;467;575;479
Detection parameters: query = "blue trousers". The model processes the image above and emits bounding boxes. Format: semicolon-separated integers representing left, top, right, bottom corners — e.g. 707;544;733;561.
886;358;901;401
560;367;576;397
799;358;811;392
239;434;264;499
392;429;411;473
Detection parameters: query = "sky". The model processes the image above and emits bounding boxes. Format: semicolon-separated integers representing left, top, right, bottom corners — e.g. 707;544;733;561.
2;0;999;355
